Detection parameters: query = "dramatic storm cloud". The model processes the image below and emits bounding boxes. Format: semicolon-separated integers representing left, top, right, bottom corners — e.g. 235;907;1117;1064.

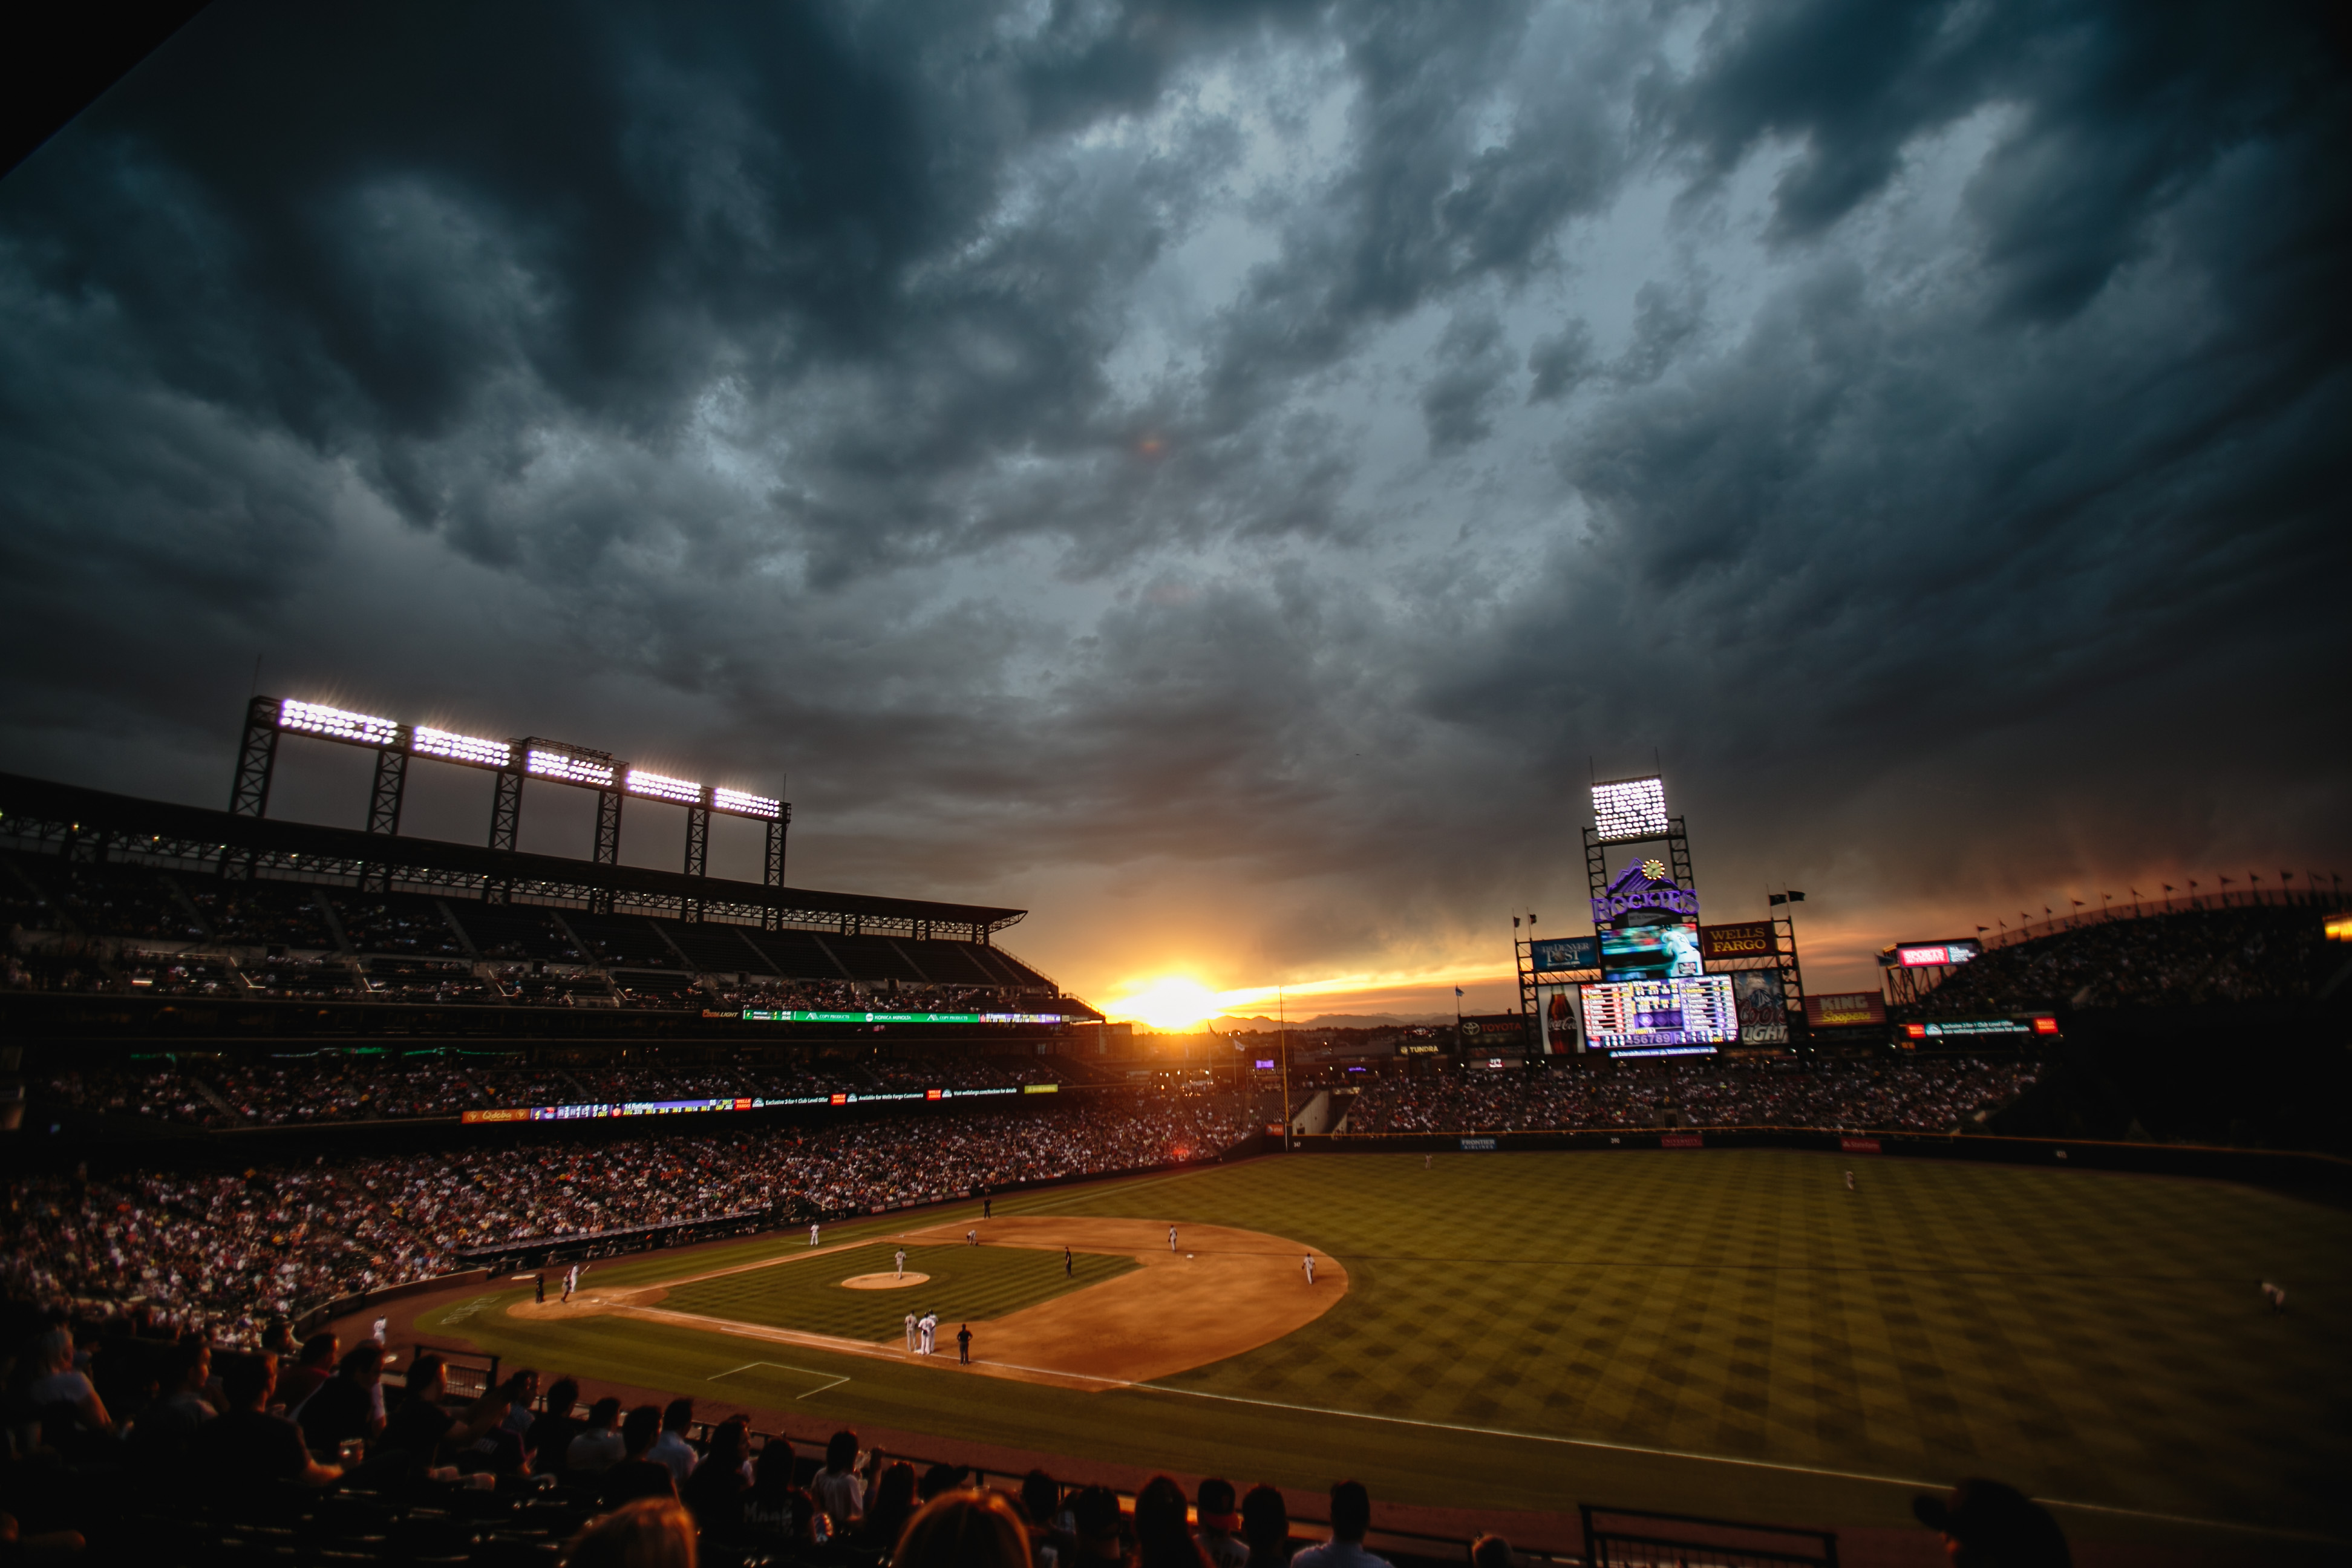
2;0;2345;1007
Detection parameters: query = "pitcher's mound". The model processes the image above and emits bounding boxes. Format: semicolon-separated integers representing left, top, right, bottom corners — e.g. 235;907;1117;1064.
841;1272;931;1290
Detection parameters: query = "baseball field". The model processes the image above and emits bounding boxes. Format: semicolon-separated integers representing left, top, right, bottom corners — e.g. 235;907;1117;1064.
400;1149;2347;1550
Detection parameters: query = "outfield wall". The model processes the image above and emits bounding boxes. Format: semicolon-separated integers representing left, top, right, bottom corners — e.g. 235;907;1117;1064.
1294;1126;2352;1200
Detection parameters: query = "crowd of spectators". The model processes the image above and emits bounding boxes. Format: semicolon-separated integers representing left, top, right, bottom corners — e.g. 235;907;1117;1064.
39;1053;1098;1129
1345;1058;2040;1135
0;1090;1260;1338
1917;907;2334;1014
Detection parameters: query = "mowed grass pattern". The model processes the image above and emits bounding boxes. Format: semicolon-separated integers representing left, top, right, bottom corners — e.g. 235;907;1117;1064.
425;1151;2349;1541
660;1241;1136;1341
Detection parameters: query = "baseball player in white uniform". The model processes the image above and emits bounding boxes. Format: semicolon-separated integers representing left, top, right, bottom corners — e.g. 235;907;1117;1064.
895;1248;906;1278
967;1229;978;1247
563;1264;578;1302
904;1312;917;1351
1302;1254;1315;1285
1169;1226;1178;1253
920;1313;937;1354
809;1222;822;1247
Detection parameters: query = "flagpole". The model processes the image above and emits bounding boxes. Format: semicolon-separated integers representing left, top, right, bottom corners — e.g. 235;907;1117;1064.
1278;985;1291;1154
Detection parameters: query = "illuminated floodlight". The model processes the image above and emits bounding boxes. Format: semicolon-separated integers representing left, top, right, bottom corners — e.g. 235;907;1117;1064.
626;769;702;805
279;699;397;747
413;727;511;769
1591;774;1670;842
713;786;781;819
526;748;616;788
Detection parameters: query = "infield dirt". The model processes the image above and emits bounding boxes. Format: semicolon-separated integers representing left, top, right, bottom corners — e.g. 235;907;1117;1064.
508;1215;1344;1388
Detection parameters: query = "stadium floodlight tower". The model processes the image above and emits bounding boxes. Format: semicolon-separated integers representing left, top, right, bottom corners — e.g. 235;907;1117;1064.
229;695;789;923
1584;774;1693;919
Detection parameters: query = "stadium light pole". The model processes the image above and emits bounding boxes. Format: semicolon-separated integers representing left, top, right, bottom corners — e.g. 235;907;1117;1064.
1278;986;1291;1152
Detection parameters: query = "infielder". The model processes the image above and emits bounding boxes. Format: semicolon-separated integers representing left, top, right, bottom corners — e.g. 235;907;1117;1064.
1302;1254;1316;1285
1169;1226;1178;1253
904;1312;917;1351
895;1248;906;1278
967;1229;978;1247
920;1313;938;1354
809;1222;822;1247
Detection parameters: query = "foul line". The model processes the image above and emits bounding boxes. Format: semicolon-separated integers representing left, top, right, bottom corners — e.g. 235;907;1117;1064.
708;1361;852;1399
1118;1382;2343;1544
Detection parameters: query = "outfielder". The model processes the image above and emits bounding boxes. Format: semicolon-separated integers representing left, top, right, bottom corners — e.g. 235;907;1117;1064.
1844;1171;1855;1191
809;1222;822;1247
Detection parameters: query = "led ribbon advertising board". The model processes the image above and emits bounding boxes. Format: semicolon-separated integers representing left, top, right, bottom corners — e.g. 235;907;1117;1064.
1886;939;1985;967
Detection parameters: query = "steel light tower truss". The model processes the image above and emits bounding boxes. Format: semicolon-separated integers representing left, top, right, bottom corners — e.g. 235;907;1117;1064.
232;697;787;899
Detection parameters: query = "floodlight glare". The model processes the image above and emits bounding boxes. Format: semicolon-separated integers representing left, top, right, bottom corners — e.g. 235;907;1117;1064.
714;787;782;820
279;699;397;748
1591;774;1670;843
412;727;512;769
626;768;702;805
526;748;616;788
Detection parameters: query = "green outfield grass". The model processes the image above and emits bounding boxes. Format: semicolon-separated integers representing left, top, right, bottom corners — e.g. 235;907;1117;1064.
659;1240;1137;1339
417;1151;2348;1548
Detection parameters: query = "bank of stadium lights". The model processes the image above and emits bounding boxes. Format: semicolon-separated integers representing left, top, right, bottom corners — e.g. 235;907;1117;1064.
626;768;702;806
526;747;616;788
1592;774;1670;843
278;699;398;748
413;727;511;768
714;786;782;820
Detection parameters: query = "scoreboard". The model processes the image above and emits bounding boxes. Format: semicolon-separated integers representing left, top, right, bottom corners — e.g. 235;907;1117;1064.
1580;975;1739;1056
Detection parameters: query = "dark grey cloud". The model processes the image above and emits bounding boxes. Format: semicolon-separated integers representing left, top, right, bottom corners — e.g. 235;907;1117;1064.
1;0;2346;995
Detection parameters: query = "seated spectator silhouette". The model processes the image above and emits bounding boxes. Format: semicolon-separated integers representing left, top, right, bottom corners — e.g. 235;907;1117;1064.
893;1488;1033;1568
647;1397;697;1487
1135;1475;1212;1568
203;1353;342;1494
860;1461;920;1552
295;1342;384;1455
567;1397;626;1476
528;1374;583;1478
1913;1480;2070;1568
599;1405;679;1509
682;1416;754;1535
276;1333;337;1413
1292;1482;1387;1568
564;1496;698;1568
1240;1485;1292;1568
1195;1477;1249;1568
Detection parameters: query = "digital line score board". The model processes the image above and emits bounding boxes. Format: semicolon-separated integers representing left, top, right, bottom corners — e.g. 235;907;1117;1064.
1579;974;1739;1056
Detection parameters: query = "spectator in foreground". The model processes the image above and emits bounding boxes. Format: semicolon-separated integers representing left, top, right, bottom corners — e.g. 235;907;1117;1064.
568;1397;627;1475
1021;1469;1073;1567
563;1496;698;1568
296;1342;385;1454
1469;1537;1512;1568
1240;1486;1292;1568
648;1397;698;1487
599;1406;680;1510
1070;1485;1126;1567
204;1353;342;1491
1195;1478;1249;1568
920;1462;967;1503
809;1429;863;1537
1913;1480;2070;1568
376;1353;514;1475
893;1489;1032;1568
1291;1482;1387;1568
1135;1476;1212;1568
531;1376;584;1478
127;1339;212;1473
22;1330;111;1437
742;1440;817;1546
860;1462;920;1553
276;1334;338;1411
681;1417;754;1535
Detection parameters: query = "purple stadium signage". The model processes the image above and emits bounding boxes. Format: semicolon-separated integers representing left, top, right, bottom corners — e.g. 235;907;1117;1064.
1591;859;1700;924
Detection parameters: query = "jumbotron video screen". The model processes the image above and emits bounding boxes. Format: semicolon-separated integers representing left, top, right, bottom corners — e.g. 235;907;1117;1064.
1579;975;1739;1056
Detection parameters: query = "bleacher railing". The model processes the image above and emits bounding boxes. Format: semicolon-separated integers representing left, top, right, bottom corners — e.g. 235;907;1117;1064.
1981;883;2344;950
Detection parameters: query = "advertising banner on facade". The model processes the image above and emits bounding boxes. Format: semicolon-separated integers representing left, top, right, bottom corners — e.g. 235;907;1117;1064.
1728;969;1789;1045
1529;935;1599;973
1457;1012;1527;1050
1537;985;1585;1053
1804;991;1887;1028
1700;921;1777;965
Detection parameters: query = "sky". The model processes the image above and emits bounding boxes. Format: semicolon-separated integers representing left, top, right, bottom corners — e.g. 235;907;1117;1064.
1;0;2345;1024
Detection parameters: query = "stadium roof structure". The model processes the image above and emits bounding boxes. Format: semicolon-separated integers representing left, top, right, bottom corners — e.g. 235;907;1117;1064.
0;771;1025;942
